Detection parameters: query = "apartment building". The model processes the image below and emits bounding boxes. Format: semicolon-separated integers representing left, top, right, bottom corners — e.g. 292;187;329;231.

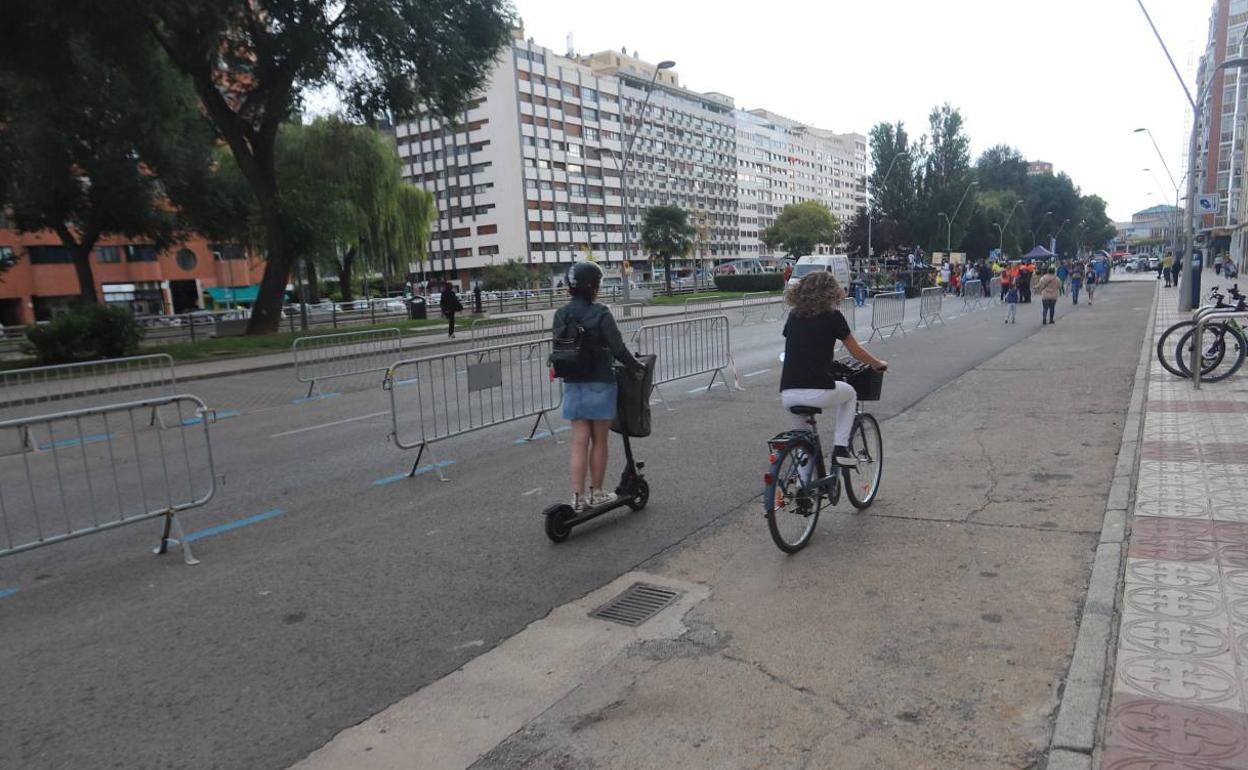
735;109;867;258
1194;0;1248;242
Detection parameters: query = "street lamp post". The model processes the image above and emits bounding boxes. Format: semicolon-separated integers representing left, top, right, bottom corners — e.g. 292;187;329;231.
992;222;1004;257
1034;210;1053;247
1051;218;1071;257
998;199;1024;259
942;180;979;254
867;150;910;263
619;59;675;304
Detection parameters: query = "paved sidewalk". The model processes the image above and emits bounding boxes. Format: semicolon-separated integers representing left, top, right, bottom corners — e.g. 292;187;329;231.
1101;287;1248;768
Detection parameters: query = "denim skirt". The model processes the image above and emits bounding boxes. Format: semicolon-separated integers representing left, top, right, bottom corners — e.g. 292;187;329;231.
562;381;618;421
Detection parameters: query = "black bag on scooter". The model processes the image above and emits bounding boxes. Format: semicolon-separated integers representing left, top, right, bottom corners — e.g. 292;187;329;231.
612;354;656;438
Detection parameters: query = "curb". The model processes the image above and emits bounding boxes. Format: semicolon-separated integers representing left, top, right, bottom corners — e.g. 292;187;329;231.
1045;282;1157;767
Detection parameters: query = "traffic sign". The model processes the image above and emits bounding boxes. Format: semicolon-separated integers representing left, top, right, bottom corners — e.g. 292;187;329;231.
1197;194;1220;214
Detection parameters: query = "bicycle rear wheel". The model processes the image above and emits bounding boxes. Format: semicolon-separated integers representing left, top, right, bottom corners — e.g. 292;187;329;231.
1175;324;1247;383
764;436;821;553
1156;320;1195;378
843;413;883;509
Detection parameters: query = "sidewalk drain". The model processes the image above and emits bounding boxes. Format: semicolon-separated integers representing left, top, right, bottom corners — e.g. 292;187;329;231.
589;583;682;627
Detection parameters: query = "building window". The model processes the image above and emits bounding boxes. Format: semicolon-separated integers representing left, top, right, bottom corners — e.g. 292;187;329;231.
477;224;498;235
211;243;246;260
95;246;123;263
27;245;74;264
478;245;499;256
175;248;198;271
126;245;159;262
0;246;15;268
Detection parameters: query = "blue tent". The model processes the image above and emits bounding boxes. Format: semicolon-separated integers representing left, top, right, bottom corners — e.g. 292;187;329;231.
1020;245;1055;260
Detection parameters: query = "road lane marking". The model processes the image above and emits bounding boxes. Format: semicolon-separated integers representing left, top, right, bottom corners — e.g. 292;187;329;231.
373;460;456;486
37;432;114;451
0;587;17;600
513;426;571;444
183;508;285;544
522;487;543;496
744;369;771;378
269;411;388;438
291;393;340;405
180;409;241;426
688;381;726;393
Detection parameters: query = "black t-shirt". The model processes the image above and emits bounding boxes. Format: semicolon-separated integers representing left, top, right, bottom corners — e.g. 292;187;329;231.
780;310;852;390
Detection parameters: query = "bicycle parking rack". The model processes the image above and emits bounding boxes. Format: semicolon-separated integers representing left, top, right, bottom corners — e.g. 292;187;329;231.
1190;307;1248;390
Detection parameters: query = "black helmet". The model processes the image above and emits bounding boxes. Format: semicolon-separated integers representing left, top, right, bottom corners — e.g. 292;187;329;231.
567;260;603;289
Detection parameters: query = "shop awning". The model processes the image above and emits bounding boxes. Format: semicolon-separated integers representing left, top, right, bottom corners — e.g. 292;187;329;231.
206;285;260;304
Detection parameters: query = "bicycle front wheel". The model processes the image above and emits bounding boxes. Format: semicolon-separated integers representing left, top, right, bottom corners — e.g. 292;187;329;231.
1175;324;1247;383
1156;320;1195;378
764;437;821;553
843;413;883;510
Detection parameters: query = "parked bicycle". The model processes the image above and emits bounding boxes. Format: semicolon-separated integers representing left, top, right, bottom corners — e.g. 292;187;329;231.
762;363;884;553
1156;284;1246;379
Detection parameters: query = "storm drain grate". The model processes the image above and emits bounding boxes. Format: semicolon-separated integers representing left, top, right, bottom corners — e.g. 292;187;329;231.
589;582;682;627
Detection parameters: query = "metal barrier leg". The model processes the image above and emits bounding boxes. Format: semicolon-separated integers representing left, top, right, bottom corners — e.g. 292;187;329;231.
652;383;673;411
523;410;564;445
21;425;42;454
726;354;745;391
408;443;450;481
154;510;201;566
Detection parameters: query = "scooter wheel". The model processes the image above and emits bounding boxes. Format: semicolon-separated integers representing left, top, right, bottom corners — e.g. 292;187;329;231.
626;479;650;511
544;506;575;543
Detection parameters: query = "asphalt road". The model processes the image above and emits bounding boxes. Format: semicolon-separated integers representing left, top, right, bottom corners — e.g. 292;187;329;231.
0;278;1152;770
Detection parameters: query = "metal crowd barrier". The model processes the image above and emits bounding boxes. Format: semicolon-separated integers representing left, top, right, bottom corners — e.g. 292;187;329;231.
867;292;907;342
739;292;785;325
839;297;857;331
0;395;216;566
684;296;724;318
469;314;544;348
1;354;178;452
962;280;986;311
1190;307;1248;390
292;328;402;398
917;287;945;329
634;315;737;404
613;302;646;341
383;337;562;480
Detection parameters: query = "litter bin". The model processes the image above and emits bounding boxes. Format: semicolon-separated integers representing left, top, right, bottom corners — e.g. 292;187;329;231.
407;297;427;320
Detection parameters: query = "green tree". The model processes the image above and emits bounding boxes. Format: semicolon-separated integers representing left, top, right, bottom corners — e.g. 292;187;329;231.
63;0;515;332
763;201;840;259
640;205;695;295
0;30;234;303
481;259;530;291
867;121;918;253
975;144;1029;193
917;103;973;252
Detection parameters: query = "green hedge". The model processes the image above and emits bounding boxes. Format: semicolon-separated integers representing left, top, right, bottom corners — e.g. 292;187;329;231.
25;305;144;364
713;273;785;292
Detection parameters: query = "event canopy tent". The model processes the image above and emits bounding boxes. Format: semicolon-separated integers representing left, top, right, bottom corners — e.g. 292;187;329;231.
1020;245;1055;260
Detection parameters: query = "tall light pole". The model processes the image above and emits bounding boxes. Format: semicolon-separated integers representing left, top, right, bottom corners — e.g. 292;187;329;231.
999;199;1024;259
867;150;909;263
1137;124;1182;256
937;212;951;253
1051;218;1071;257
619;59;675;303
944;180;978;253
992;222;1004;257
1034;210;1053;247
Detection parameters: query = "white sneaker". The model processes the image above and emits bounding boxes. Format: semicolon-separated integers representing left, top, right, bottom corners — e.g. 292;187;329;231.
589;488;617;507
571;493;586;512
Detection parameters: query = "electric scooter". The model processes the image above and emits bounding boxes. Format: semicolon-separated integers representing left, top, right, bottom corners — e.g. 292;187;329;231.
542;354;655;543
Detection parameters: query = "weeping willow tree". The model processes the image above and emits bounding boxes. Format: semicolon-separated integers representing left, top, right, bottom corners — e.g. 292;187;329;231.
371;182;435;291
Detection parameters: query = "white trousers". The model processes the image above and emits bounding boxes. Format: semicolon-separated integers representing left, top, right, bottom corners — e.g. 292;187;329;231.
782;383;857;448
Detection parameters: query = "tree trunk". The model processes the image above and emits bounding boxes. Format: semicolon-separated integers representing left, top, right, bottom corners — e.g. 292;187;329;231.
246;205;292;334
663;254;673;296
337;246;357;303
52;223;100;305
306;261;321;304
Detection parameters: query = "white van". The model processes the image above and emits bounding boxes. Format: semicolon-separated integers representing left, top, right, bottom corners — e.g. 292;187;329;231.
788;254;851;289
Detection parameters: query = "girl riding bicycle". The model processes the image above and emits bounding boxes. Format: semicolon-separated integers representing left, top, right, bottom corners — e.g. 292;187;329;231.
781;272;888;467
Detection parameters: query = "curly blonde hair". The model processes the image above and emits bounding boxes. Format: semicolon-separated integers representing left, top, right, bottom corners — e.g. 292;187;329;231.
785;270;847;317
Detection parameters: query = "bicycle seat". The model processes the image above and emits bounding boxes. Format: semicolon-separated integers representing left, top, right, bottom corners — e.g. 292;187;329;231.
788;406;823;415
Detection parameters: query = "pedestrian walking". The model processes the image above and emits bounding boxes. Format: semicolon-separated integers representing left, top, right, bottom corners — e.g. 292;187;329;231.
1162;253;1175;287
999;266;1012;303
1215;254;1224;276
1004;281;1019;324
1020;261;1035;303
1228;258;1240;279
1085;264;1097;305
1070;261;1084;305
552;261;644;512
440;283;463;337
1057;261;1069;297
940;262;951;293
473;282;483;314
1037;267;1060;324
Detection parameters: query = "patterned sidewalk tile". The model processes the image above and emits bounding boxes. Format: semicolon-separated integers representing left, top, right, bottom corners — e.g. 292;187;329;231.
1108;286;1248;768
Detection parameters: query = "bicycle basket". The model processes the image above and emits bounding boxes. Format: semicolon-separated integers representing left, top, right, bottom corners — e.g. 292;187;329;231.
845;364;884;401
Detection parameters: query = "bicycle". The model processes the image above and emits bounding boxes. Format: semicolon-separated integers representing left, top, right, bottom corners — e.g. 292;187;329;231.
1156;284;1245;378
1174;316;1248;383
762;369;884;554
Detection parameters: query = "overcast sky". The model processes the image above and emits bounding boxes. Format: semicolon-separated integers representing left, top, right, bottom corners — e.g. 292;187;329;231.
514;0;1210;222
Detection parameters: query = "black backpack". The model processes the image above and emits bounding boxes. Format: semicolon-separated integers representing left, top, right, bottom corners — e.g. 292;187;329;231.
550;314;596;379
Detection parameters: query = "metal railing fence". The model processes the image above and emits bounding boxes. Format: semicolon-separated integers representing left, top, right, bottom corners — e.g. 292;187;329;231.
739;292;786;325
383;337;563;479
867;292;907;342
917;287;945;329
839;297;857;331
0;395;216;565
612;302;647;340
962;280;986;311
684;296;724;318
634;315;736;401
469;314;545;348
292;328;403;398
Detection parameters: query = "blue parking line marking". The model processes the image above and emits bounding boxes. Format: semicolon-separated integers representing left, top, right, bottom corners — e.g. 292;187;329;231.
373;460;455;486
183;508;285;543
513;425;571;444
0;587;18;600
37;432;114;451
292;393;340;405
180;409;241;426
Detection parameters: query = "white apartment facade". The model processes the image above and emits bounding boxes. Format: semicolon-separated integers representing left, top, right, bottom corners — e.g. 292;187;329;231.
392;31;865;283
